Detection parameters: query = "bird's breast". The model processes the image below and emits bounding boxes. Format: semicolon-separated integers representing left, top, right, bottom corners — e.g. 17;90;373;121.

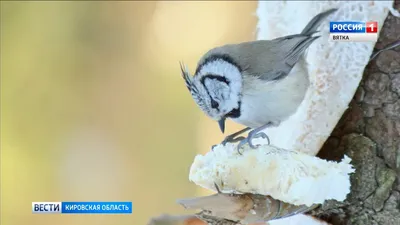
232;61;309;128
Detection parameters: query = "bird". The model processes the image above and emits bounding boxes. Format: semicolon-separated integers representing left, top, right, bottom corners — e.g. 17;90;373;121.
180;8;338;150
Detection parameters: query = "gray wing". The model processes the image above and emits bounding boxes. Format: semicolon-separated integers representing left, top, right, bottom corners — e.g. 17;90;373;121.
198;36;318;81
242;36;319;81
197;8;337;81
252;8;337;81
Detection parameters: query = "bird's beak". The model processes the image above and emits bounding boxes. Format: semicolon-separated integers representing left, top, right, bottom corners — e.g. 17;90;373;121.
218;118;226;133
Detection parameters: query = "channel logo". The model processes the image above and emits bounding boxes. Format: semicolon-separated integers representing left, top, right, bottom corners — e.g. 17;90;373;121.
32;202;132;214
329;21;378;42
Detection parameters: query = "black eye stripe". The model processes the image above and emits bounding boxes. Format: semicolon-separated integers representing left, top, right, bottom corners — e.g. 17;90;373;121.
200;74;230;86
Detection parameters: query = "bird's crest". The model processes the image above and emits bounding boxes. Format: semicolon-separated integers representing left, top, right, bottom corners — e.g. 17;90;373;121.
179;62;207;110
180;62;194;92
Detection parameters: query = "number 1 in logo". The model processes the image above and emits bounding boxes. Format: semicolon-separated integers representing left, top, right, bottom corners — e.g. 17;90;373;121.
366;22;378;33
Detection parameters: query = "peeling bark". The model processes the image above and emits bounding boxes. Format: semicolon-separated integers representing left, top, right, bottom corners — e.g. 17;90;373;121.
315;3;400;224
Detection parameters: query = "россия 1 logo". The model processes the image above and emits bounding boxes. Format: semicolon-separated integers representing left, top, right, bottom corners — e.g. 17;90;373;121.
330;21;378;42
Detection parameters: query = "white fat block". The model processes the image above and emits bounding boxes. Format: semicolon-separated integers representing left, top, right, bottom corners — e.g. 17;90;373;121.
190;141;355;207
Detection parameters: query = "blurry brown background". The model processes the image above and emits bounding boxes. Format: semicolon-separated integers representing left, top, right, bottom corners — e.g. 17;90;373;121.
1;1;257;225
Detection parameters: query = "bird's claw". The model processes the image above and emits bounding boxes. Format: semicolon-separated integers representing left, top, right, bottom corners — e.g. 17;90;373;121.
252;132;270;145
213;135;246;152
236;131;270;155
222;135;246;145
236;138;248;155
221;127;251;146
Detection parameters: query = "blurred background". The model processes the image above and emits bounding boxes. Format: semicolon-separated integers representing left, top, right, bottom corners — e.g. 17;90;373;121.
1;1;258;224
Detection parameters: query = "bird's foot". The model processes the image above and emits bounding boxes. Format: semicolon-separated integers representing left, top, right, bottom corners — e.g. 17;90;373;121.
236;131;270;155
221;127;251;145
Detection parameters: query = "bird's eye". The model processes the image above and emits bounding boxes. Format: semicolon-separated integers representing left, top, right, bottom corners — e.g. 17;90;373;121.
211;99;219;109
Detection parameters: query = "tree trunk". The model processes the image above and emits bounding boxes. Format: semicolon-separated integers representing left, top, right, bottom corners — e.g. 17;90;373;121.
314;2;400;224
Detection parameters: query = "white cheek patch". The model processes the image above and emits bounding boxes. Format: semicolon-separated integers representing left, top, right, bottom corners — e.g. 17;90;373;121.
198;60;243;113
204;79;228;101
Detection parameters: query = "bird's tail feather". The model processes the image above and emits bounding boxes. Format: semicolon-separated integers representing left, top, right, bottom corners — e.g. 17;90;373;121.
301;8;338;35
